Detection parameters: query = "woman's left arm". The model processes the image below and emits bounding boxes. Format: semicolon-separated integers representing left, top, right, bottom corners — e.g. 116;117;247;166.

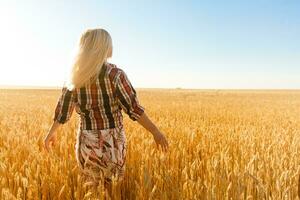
44;86;76;152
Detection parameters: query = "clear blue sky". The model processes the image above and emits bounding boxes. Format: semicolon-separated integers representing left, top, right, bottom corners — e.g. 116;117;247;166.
0;0;299;89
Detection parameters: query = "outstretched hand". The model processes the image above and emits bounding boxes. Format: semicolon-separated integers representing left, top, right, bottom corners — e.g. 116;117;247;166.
43;120;62;153
43;131;57;153
152;131;169;152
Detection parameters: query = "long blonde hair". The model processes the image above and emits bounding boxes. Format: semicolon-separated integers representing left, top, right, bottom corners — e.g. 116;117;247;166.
66;28;113;89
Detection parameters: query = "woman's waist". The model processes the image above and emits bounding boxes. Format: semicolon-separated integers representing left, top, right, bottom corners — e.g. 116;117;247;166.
77;118;123;132
79;123;123;132
78;109;122;126
78;108;122;120
76;123;125;142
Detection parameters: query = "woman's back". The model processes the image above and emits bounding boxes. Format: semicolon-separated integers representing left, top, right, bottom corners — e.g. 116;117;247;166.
53;62;145;130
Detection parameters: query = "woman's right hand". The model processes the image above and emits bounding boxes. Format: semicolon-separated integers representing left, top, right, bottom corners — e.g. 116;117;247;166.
152;131;169;152
136;112;169;152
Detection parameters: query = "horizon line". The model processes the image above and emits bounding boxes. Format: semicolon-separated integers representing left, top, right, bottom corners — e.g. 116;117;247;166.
0;84;299;91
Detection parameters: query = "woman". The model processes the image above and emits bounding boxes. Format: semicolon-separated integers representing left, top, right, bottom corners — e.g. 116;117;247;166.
43;28;169;196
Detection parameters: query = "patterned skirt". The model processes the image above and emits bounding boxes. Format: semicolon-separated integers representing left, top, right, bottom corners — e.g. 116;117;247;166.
75;124;127;185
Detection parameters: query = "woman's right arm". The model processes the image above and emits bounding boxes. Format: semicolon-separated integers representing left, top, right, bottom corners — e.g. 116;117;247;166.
115;69;169;152
137;112;169;152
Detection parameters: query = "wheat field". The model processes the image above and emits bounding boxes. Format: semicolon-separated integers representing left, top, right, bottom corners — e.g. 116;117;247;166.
0;89;299;200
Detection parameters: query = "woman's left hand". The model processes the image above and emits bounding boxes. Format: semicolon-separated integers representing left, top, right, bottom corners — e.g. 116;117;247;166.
44;132;57;152
43;121;62;153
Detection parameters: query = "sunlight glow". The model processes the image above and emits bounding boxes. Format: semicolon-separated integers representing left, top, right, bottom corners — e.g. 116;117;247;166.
0;2;69;87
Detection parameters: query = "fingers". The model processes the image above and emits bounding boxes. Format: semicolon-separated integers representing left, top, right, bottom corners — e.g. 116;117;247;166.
163;140;168;152
52;136;56;146
159;141;166;152
44;140;50;153
163;136;169;149
159;137;169;153
43;136;54;153
153;132;169;153
155;141;159;149
161;135;169;152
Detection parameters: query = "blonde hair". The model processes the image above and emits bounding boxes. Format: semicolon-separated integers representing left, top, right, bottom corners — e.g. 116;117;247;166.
66;28;113;89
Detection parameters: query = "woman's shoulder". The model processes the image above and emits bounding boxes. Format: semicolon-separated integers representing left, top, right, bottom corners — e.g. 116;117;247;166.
106;62;122;71
105;62;126;78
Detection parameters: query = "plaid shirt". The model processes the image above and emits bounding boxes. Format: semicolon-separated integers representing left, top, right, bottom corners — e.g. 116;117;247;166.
53;62;145;130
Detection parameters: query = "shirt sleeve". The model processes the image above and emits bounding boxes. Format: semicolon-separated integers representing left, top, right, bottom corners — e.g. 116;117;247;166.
53;86;76;124
115;69;145;121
